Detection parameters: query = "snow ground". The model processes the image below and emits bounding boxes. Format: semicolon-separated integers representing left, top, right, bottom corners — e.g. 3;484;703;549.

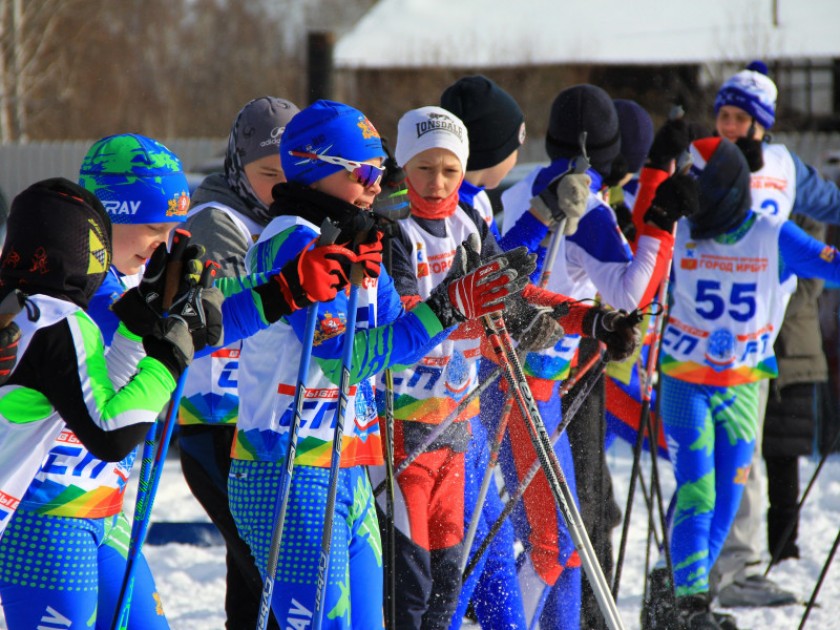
2;440;839;629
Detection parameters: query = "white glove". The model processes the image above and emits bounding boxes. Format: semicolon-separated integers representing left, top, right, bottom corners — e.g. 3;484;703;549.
530;171;591;235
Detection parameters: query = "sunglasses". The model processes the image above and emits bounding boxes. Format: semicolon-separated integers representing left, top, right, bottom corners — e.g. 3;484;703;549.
289;150;385;188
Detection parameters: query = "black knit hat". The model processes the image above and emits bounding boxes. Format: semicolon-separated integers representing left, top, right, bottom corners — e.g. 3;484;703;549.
545;84;621;177
613;99;654;174
440;75;526;171
1;178;111;308
688;137;751;239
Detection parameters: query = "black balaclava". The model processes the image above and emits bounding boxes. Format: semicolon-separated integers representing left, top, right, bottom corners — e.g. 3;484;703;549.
688;138;751;240
0;178;112;309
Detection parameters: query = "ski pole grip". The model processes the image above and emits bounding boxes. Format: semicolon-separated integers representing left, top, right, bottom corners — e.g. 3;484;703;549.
199;260;221;288
162;228;191;310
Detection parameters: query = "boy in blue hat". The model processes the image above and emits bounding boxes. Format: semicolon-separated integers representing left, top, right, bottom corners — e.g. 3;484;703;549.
228;99;537;629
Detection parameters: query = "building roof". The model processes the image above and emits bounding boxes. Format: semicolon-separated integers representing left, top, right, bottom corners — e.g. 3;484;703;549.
335;0;840;69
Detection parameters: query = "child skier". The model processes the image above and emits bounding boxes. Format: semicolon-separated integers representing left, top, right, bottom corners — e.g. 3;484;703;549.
227;99;536;629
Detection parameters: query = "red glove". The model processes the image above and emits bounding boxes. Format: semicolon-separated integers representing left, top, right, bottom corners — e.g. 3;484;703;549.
354;229;384;280
426;245;536;327
256;240;356;322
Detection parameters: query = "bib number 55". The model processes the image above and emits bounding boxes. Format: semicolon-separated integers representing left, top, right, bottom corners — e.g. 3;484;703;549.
695;280;757;322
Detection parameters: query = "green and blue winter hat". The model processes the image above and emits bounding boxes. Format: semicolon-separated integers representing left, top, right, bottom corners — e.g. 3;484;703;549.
79;133;190;224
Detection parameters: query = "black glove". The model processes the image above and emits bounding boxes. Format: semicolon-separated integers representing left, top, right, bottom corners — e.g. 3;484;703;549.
644;174;699;232
583;307;643;362
611;200;637;243
514;307;565;352
735;135;765;172
112;239;207;337
168;261;224;353
143;317;194;379
648;119;691;171
111;242;169;337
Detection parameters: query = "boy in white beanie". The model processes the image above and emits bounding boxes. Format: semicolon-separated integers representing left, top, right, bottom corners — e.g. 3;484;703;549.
377;104;640;629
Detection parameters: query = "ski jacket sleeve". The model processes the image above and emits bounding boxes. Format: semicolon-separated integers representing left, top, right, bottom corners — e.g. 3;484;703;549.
249;224;444;387
183;205;251;278
86;270;125;346
8;315;176;462
565;202;673;311
778;219;840;285
789;150;840;224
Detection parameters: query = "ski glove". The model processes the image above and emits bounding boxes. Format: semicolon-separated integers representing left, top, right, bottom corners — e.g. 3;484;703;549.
255;240;358;322
354;229;384;280
530;171;591;235
168;260;224;353
143;317;194;379
425;239;536;328
644;173;699;232
583;307;643;362
112;239;206;338
647;118;691;171
736;135;765;172
514;306;565;352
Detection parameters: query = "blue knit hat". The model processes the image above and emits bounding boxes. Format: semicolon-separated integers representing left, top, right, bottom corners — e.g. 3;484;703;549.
280;100;386;185
714;62;778;130
613;99;654;174
79;134;190;224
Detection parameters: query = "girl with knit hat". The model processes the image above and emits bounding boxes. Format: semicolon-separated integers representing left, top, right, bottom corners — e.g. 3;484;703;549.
178;96;299;630
703;62;840;610
635;135;840;629
227;99;536;629
0;176;215;628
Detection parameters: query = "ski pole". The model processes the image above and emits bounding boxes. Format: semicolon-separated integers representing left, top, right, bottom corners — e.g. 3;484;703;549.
312;245;366;630
480;311;624;630
765;425;840;576
612;225;677;599
459;345;603;575
537;131;588;290
372;365;502;498
112;239;216;630
459;397;514;576
256;220;341;630
380;233;397;630
462;351;605;582
799;525;840;629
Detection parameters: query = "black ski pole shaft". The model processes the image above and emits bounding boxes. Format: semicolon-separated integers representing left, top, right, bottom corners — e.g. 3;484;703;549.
381;237;397;630
799;526;840;629
765;425;840;576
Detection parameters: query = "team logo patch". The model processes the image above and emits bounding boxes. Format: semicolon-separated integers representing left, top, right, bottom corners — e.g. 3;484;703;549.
167;191;190;217
313;311;346;346
357;117;380;140
705;328;736;369
820;246;836;263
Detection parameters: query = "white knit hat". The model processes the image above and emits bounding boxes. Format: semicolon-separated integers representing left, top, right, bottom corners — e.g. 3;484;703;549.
395;106;469;172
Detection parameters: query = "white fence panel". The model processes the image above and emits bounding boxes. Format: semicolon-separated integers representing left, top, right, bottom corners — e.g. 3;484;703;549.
0;138;226;204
